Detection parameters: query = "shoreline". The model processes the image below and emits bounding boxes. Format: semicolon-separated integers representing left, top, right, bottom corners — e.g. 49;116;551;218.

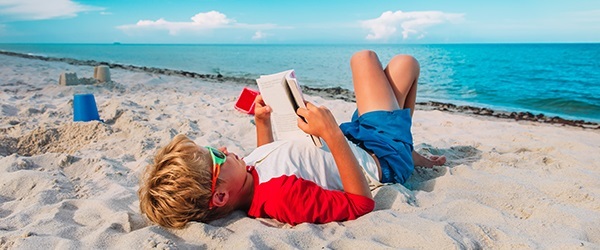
301;86;600;130
1;50;598;130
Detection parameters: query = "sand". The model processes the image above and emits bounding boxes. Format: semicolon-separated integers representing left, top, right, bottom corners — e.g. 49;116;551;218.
0;53;599;249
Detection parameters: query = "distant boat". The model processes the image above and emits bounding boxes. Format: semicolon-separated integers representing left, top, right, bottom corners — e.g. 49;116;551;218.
113;42;121;45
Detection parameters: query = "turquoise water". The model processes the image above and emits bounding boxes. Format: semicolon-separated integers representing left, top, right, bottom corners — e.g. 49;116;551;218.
1;43;599;122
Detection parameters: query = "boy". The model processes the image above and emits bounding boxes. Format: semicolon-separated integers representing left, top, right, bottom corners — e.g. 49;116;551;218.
138;50;446;228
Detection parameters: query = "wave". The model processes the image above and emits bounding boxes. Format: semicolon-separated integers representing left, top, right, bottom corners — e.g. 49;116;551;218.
514;97;600;119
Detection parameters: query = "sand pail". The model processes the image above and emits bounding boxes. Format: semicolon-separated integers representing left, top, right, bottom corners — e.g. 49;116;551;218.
234;87;259;115
94;65;111;82
73;94;100;122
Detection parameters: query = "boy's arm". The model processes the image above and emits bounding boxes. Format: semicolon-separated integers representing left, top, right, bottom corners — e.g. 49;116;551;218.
254;95;274;147
296;102;372;199
251;174;374;225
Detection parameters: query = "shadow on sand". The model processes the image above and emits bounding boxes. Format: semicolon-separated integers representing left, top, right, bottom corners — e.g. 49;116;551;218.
405;143;482;192
373;144;482;210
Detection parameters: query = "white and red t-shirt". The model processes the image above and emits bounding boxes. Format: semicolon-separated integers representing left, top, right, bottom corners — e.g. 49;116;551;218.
243;139;377;225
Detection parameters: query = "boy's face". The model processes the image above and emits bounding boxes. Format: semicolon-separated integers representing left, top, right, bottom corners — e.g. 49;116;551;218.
218;147;247;184
208;147;252;207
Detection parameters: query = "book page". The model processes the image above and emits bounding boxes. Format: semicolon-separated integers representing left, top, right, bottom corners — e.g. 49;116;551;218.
271;113;300;133
256;74;294;115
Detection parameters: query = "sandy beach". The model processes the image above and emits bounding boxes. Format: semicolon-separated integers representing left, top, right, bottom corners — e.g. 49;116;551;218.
1;53;599;249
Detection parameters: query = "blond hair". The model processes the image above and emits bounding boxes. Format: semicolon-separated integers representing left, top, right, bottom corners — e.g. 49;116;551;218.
138;134;234;228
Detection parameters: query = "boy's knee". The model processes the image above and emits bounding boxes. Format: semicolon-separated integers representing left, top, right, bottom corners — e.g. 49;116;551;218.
350;50;379;66
388;55;420;72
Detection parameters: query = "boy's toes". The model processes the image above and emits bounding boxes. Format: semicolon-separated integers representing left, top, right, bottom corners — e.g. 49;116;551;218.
430;155;447;166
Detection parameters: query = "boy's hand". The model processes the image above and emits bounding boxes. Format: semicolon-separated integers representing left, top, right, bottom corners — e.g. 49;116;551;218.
254;95;274;146
296;102;341;141
254;95;272;123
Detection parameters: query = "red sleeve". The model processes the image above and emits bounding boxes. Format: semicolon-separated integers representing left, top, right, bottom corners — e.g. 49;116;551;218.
249;175;374;225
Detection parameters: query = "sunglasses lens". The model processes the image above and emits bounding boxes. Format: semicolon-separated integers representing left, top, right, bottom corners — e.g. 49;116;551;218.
213;148;225;159
208;147;225;161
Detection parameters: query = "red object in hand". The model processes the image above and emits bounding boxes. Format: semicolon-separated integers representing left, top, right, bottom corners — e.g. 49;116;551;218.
235;87;260;115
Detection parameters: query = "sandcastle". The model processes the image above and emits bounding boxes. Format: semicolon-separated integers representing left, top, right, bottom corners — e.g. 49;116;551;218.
93;65;111;82
58;72;80;86
58;65;112;86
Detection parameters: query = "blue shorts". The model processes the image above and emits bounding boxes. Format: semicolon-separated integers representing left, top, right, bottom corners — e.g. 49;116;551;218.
340;109;414;184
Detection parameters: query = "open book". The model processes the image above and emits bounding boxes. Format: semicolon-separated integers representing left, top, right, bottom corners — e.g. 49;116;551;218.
256;70;323;147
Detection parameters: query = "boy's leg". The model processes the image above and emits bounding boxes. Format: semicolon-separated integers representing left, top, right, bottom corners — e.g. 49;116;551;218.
384;54;420;117
350;50;400;115
383;54;447;168
350;50;446;168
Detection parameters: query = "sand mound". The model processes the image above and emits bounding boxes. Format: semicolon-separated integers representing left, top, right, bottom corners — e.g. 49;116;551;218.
0;122;113;157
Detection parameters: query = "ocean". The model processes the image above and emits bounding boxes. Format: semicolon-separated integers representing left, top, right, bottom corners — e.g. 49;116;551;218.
1;43;599;122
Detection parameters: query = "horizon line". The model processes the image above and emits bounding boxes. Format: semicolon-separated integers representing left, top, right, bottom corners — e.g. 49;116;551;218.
0;41;599;46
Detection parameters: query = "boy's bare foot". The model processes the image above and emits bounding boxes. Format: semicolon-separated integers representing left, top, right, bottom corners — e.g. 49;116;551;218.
412;151;447;168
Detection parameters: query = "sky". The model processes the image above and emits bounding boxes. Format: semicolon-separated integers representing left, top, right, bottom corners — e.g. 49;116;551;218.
0;0;599;44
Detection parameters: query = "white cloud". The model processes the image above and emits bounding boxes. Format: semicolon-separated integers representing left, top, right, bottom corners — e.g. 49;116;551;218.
118;11;277;35
362;10;464;41
190;11;232;27
252;31;267;40
0;0;102;21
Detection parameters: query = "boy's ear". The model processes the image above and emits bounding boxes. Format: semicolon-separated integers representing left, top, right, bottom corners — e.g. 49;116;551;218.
211;190;229;208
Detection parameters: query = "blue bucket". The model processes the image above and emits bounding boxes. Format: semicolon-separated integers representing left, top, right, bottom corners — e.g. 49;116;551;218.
73;94;100;122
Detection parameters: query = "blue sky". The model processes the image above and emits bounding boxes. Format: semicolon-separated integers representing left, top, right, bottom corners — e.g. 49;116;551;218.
0;0;599;43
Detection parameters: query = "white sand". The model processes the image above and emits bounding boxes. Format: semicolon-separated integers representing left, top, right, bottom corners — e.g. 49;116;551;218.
1;54;599;249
